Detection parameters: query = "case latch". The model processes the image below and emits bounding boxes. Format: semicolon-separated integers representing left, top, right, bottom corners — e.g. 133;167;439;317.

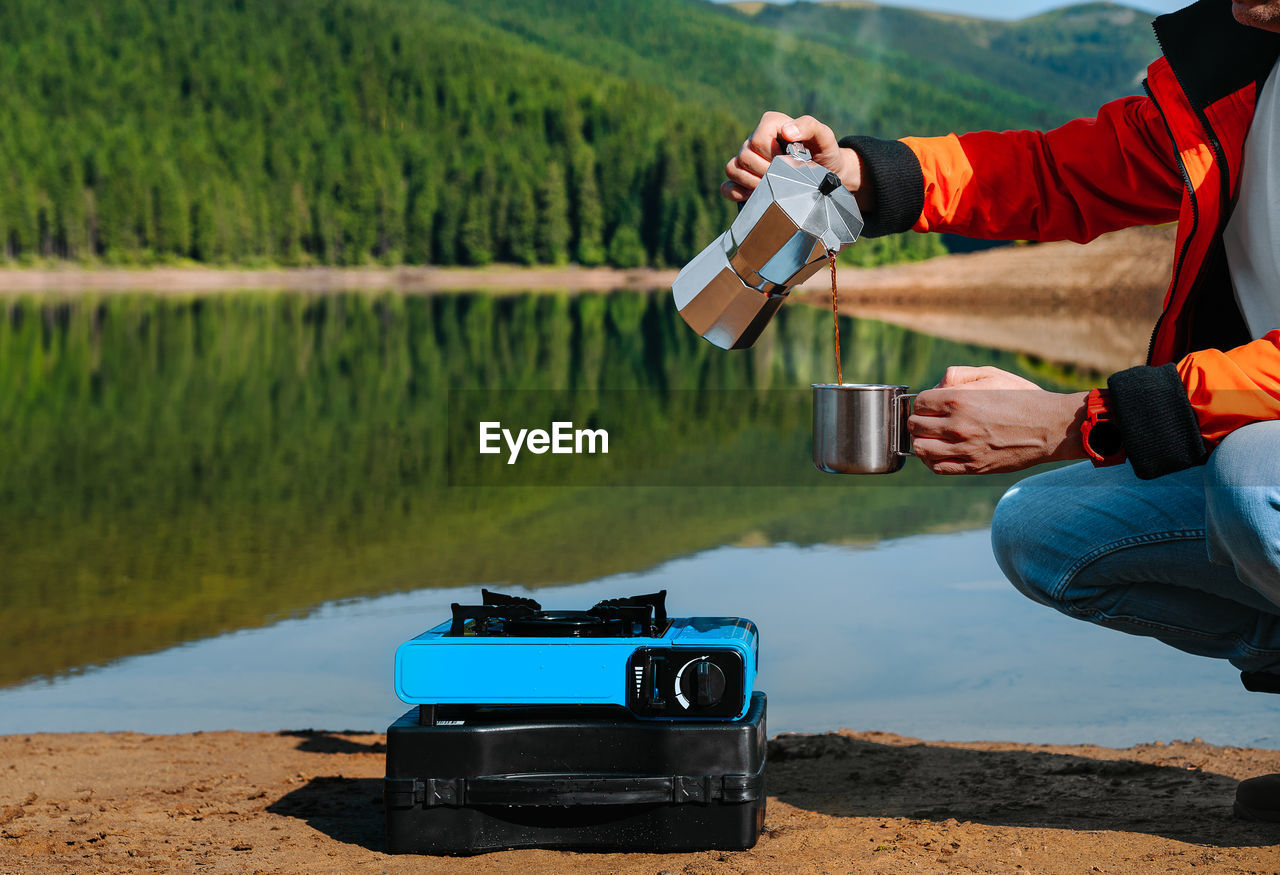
385;777;468;808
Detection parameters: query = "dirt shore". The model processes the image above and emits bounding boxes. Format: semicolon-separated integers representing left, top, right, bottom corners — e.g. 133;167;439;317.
0;263;682;296
3;726;1279;873
0;225;1173;373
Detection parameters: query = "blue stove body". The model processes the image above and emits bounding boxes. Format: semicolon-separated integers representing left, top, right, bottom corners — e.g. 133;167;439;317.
395;605;758;721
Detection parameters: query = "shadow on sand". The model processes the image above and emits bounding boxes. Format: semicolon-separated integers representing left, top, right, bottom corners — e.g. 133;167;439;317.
278;729;387;755
268;775;386;852
767;733;1276;848
266;732;1277;854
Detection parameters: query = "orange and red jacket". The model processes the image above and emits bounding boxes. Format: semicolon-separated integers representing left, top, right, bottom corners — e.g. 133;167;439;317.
843;0;1280;479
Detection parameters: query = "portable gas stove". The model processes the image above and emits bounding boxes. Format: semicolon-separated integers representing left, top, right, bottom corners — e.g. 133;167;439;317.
394;589;758;721
385;589;767;854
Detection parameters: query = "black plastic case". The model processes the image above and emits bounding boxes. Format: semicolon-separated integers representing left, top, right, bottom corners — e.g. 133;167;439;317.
384;692;766;855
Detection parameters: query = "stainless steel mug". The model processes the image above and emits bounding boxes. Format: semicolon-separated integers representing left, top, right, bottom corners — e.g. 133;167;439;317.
812;383;917;475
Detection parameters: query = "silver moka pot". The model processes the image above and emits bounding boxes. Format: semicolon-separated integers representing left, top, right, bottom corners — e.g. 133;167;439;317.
673;142;864;349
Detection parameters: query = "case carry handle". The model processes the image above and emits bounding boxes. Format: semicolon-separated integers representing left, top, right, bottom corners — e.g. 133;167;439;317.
386;771;763;808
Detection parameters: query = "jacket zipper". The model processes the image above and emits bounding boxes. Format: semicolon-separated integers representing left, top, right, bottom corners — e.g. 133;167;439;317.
1141;77;1197;365
1144;24;1231;365
1149;25;1231;223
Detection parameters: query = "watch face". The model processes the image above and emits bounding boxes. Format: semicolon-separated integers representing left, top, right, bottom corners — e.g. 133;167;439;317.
1087;420;1123;457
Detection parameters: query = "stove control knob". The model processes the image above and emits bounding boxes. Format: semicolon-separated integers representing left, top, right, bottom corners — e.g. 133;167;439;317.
677;657;726;708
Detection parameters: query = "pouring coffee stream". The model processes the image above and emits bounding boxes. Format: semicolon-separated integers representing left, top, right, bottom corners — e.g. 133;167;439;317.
673;141;915;474
829;251;841;386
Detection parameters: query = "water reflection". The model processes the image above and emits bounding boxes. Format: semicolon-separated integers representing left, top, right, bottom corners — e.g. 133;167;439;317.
2;530;1272;747
0;291;1083;691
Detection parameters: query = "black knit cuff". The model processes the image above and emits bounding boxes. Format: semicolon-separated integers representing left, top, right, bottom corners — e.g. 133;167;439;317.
838;135;925;238
1107;363;1207;480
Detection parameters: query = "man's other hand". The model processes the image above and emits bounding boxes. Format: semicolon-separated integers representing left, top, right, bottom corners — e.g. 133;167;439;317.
908;366;1090;475
721;112;868;207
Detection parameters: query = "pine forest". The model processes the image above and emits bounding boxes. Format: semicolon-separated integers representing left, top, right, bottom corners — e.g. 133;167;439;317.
0;0;1156;268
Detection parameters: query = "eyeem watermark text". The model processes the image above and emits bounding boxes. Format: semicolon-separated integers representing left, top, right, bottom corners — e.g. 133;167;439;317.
479;421;610;465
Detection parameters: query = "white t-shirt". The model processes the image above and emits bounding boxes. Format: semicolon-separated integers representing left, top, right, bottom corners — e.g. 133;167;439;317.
1225;58;1280;339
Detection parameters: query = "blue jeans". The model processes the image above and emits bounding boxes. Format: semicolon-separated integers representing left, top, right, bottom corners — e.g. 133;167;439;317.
992;420;1280;673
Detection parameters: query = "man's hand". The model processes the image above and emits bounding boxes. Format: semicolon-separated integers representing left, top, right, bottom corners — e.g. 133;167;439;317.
721;112;873;211
908;366;1090;475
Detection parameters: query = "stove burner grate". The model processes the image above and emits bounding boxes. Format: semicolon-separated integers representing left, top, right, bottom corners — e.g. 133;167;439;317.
448;589;669;637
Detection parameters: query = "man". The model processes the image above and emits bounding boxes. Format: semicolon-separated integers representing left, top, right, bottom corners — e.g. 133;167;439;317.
723;0;1280;819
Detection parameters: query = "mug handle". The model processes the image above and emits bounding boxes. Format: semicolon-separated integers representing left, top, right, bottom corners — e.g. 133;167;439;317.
894;393;917;457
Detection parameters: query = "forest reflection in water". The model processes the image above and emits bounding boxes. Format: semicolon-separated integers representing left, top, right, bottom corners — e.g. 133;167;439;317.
0;290;1090;690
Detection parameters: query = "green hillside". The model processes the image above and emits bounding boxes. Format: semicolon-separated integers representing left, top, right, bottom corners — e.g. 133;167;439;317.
441;0;1069;137
739;1;1157;123
0;0;747;269
0;0;1157;269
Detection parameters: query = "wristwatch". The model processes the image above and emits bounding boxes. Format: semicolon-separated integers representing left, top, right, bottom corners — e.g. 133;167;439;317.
1081;388;1126;467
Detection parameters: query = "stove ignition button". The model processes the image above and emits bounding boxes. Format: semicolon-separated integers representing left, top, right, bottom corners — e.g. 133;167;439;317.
635;653;665;708
676;656;726;709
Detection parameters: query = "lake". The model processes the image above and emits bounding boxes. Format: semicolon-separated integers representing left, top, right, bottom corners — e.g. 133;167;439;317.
1;290;1275;747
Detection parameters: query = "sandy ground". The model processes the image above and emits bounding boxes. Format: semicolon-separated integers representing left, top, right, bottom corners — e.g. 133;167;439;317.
0;225;1173;373
3;727;1280;873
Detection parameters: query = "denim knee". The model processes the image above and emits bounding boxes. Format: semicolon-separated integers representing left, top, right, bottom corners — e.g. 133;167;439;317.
1204;422;1280;606
991;479;1061;609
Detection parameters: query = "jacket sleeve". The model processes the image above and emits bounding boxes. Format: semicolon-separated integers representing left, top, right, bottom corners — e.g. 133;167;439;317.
1102;333;1280;480
841;94;1184;242
1177;332;1280;446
